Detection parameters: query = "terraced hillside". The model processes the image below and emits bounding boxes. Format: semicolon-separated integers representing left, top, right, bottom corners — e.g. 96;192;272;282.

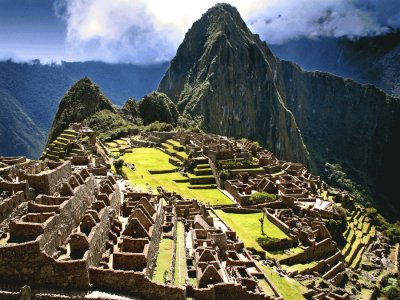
107;138;233;206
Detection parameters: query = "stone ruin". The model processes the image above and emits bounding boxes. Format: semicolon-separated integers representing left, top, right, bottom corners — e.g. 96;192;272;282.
0;126;397;300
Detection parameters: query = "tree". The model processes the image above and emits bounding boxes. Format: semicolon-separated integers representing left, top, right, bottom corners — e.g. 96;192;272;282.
259;213;265;235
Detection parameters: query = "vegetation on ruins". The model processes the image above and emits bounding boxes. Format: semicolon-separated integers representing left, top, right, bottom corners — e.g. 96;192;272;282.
218;169;234;182
325;206;347;245
142;121;174;132
324;162;369;205
217;157;255;168
365;207;400;243
256;236;282;249
248;192;277;204
87;109;135;141
113;158;124;175
325;217;347;246
385;281;400;300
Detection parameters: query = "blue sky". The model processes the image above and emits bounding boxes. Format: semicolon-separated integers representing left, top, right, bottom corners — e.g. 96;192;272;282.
0;0;67;61
0;0;399;64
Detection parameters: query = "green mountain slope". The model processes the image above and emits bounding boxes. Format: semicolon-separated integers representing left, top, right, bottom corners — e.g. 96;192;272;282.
0;88;45;157
46;78;115;145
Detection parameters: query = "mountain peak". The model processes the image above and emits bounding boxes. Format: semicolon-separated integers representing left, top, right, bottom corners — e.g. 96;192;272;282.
46;77;115;144
203;3;242;21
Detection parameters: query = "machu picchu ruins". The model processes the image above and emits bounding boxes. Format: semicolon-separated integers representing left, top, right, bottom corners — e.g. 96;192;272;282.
0;123;398;300
1;2;400;300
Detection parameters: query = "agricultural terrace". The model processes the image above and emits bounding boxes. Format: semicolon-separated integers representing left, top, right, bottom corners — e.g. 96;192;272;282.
120;147;233;206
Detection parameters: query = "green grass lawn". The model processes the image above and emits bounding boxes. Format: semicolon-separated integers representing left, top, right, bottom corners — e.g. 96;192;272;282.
214;210;304;260
166;139;182;147
174;222;186;286
106;142;118;148
214;210;287;251
257;278;276;296
258;263;307;300
281;261;318;273
115;139;129;145
153;238;173;283
121;148;233;205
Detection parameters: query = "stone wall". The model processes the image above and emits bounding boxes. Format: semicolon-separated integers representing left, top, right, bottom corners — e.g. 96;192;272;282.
0;173;99;289
39;176;97;255
26;161;72;195
221;207;261;214
145;202;164;278
86;207;111;267
279;238;337;265
89;268;185;300
189;282;278;300
265;211;293;236
148;131;175;143
0;180;28;193
0;191;25;222
0;240;89;289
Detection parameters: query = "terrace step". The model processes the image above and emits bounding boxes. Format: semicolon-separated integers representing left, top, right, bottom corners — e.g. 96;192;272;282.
64;129;78;136
175;152;188;162
44;153;60;161
194;168;213;176
196;164;211;169
193;157;208;165
189;175;215;185
188;184;217;189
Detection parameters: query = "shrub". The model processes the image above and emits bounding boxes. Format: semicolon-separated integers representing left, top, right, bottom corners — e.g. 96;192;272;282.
143;121;174;132
113;158;124;175
249;192;277;204
219;170;233;182
86;109;135;141
326;217;347;246
387;285;400;300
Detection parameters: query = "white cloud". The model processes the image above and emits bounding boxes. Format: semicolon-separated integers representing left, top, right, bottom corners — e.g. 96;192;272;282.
54;0;398;63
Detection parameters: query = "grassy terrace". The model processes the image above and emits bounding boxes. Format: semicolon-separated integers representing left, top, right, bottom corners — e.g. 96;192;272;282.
258;263;307;300
213;210;303;260
281;261;318;273
153;238;173;283
121;148;233;205
174;222;186;286
342;209;375;269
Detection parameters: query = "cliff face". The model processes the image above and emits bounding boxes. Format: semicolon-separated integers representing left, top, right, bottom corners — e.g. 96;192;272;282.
158;4;400;219
158;4;310;165
46;77;115;144
276;61;400;216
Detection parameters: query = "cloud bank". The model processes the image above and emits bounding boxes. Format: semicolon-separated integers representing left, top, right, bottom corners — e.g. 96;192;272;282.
54;0;400;64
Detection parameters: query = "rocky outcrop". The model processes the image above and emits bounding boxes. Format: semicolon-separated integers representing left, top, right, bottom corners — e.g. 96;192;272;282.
158;3;400;219
46;77;115;145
